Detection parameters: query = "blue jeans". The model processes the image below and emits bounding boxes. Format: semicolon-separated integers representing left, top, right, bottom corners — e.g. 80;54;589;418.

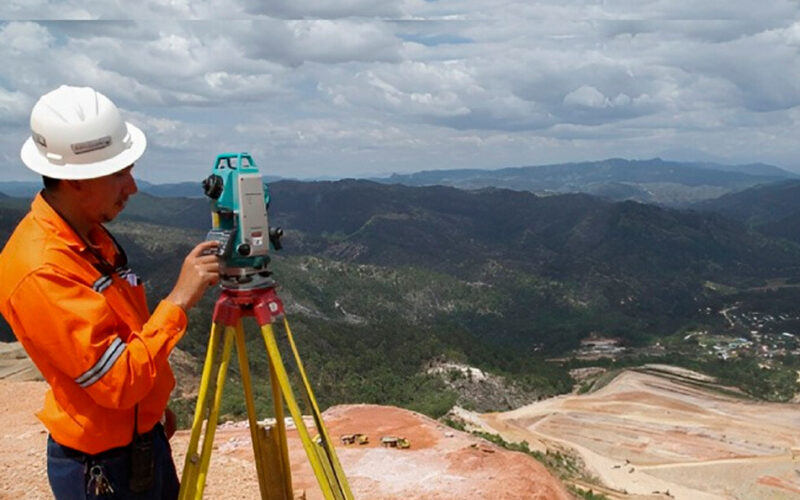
47;424;179;499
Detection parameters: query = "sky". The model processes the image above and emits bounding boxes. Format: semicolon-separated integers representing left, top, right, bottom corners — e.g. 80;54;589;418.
1;1;800;183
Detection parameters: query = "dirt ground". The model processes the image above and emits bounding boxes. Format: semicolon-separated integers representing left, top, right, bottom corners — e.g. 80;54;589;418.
477;368;800;500
0;378;571;499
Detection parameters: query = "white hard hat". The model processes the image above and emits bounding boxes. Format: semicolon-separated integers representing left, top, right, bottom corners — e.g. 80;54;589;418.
20;85;146;180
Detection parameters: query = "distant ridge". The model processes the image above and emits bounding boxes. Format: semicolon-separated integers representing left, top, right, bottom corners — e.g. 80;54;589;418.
372;158;797;207
693;179;800;225
693;179;800;245
135;180;205;198
0;181;39;198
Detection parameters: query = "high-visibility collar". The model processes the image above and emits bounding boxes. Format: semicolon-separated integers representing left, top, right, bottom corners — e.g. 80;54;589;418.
30;192;123;272
30;192;91;252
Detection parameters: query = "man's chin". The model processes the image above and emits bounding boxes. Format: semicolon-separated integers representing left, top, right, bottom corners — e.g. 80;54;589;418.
101;208;122;223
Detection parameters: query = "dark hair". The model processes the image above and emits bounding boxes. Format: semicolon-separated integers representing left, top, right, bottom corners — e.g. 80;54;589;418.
42;175;61;190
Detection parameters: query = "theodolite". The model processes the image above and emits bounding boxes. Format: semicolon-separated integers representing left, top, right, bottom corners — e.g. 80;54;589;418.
201;152;283;289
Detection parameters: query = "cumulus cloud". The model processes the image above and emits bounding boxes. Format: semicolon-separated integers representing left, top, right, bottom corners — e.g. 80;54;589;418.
241;0;404;19
0;0;408;20
285;20;401;63
320;60;477;117
0;88;32;125
564;86;613;108
0;0;248;20
2;1;800;181
0;21;54;54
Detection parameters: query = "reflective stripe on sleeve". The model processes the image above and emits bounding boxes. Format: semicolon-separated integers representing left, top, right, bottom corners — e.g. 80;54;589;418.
92;275;112;294
74;337;126;388
117;267;140;287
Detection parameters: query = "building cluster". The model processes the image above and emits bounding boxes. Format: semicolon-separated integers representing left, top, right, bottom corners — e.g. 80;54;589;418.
687;308;800;363
575;336;626;359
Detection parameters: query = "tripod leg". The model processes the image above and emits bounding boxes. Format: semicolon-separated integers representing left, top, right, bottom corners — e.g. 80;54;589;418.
267;360;294;497
234;321;294;500
278;333;339;495
233;321;268;499
259;322;347;500
193;325;236;499
283;318;353;500
179;321;224;500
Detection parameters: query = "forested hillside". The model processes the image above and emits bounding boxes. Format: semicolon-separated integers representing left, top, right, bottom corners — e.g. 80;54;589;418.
2;179;800;419
693;179;800;245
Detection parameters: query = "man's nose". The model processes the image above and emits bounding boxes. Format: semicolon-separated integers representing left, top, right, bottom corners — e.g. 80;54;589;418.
126;173;138;195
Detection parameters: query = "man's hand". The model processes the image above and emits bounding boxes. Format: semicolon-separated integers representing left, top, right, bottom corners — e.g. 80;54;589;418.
165;240;220;312
161;407;177;440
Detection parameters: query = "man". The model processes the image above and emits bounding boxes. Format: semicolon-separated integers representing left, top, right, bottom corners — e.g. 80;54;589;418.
0;85;219;498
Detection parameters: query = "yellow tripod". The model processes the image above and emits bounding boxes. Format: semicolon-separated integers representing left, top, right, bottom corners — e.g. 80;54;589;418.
178;283;353;500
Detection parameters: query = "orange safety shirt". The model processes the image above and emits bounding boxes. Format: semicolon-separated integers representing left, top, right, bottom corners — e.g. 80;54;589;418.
0;193;186;454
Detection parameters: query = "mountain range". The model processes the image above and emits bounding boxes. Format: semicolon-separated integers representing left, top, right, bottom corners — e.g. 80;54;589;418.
2;160;800;415
371;157;798;206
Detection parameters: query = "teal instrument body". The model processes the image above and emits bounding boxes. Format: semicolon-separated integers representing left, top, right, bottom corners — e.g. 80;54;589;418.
211;153;271;217
203;152;281;287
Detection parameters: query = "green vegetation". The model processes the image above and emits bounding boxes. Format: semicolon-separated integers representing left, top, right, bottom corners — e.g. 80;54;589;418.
566;347;800;403
469;431;608;498
478;432;589;479
571;489;611;500
680;357;799;402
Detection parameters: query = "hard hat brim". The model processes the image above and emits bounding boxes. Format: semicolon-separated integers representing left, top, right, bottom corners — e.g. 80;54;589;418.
20;122;146;180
